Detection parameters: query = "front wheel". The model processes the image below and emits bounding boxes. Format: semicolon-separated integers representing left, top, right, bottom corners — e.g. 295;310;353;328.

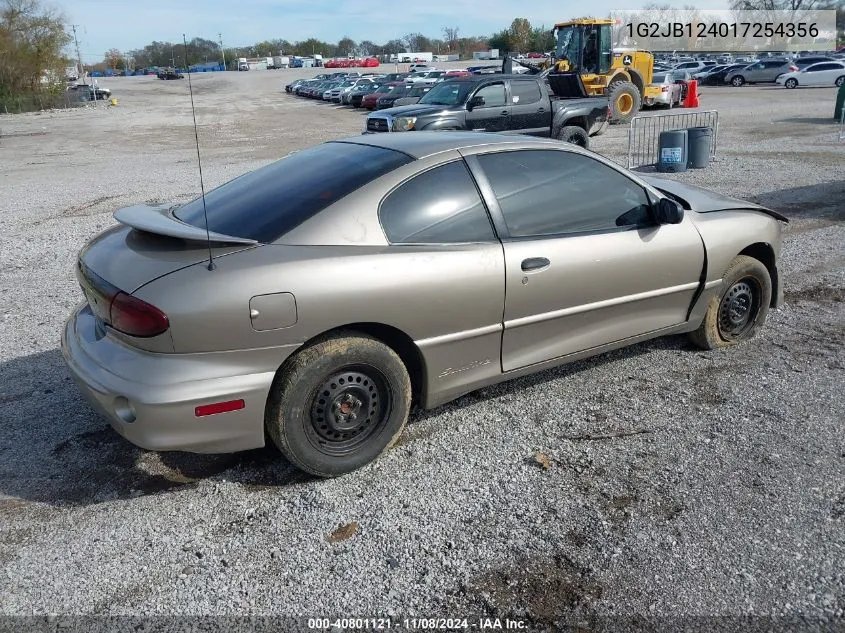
785;78;798;89
556;125;589;148
835;76;844;87
688;255;772;350
731;76;745;87
606;81;641;123
266;333;411;477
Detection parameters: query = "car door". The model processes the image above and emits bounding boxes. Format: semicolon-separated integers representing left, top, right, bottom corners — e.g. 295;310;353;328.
465;81;510;132
507;79;552;135
465;148;705;372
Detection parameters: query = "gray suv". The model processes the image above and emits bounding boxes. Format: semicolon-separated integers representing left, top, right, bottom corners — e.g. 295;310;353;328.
725;60;798;86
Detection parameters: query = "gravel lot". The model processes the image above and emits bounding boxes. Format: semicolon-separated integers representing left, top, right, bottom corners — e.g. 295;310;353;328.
1;65;844;631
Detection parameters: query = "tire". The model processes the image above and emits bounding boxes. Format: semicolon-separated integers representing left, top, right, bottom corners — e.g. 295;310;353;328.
785;78;798;89
731;75;745;87
688;255;772;350
606;81;641;123
265;333;412;477
556;124;589;148
835;76;844;87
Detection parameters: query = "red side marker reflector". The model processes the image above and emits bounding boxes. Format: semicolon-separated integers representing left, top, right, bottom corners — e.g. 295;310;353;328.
195;399;245;417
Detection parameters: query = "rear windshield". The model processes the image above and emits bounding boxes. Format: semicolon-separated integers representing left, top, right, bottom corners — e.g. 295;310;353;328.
174;142;413;242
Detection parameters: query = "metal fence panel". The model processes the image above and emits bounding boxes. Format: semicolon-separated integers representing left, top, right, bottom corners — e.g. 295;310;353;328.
627;110;719;169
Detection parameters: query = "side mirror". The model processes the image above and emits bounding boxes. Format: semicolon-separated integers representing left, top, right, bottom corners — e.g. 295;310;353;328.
655;198;684;224
467;95;485;111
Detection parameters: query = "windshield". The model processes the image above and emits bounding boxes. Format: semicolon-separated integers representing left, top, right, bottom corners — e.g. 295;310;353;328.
418;81;474;106
173;143;413;243
652;74;666;83
409;86;429;96
555;26;580;62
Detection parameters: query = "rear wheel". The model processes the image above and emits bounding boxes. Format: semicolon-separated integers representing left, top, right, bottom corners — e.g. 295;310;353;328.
785;78;798;89
556;125;589;148
731;75;745;87
607;81;641;123
835;76;844;87
266;333;411;477
689;255;772;350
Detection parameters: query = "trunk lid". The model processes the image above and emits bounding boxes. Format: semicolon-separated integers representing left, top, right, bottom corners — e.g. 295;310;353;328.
79;203;258;294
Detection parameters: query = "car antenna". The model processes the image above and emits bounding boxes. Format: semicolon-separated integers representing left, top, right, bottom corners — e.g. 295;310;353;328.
183;33;215;271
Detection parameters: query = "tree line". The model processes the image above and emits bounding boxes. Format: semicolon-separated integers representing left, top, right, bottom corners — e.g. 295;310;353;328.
1;0;71;112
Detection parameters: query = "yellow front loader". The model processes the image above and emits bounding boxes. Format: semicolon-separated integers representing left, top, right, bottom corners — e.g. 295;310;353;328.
505;18;661;123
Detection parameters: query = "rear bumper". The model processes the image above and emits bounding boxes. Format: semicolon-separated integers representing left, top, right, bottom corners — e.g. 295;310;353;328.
61;305;290;453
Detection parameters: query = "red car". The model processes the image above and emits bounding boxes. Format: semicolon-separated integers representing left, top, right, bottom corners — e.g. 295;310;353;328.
444;69;471;78
527;52;545;58
361;82;402;109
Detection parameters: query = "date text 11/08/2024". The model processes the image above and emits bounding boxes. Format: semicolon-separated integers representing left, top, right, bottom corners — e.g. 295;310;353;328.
307;617;528;630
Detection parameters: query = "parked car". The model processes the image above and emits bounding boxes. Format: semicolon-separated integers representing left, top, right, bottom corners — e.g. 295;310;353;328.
444;70;472;79
376;83;414;109
725;60;797;86
697;63;748;86
285;79;305;93
408;63;433;73
157;69;184;80
670;61;716;74
776;61;845;88
692;65;728;80
341;79;376;105
381;73;411;82
391;84;433;107
349;82;382;108
361;82;404;109
645;72;687;108
70;84;111;100
793;55;836;69
366;75;608;148
62;133;787;477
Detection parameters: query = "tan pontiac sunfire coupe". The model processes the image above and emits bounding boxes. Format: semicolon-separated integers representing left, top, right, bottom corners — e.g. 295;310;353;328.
62;132;787;476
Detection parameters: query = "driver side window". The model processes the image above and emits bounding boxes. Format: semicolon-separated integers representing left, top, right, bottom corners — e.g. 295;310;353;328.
473;83;506;108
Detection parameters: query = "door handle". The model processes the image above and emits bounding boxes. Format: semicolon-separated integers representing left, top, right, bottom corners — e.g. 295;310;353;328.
501;110;509;116
521;257;550;272
538;107;545;112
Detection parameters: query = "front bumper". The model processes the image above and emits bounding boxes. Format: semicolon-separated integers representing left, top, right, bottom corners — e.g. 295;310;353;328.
61;305;286;453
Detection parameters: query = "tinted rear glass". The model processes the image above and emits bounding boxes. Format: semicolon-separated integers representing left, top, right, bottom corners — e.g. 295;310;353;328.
174;142;413;243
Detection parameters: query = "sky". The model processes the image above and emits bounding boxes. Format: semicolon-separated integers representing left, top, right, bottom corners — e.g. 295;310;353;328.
63;0;731;62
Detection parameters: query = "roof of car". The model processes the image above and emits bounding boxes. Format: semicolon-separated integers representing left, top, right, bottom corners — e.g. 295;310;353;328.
333;131;560;160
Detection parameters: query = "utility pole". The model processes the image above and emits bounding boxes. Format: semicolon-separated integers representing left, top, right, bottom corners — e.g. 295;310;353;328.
219;33;226;70
71;25;86;84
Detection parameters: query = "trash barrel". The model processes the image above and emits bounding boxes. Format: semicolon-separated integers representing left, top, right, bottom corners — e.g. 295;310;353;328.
657;129;688;173
686;126;712;169
835;82;845;121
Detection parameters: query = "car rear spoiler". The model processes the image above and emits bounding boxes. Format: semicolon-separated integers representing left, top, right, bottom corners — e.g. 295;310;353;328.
114;204;258;244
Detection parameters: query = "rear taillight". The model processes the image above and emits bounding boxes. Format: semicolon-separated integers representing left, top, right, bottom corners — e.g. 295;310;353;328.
78;260;169;338
661;86;669;92
110;292;169;338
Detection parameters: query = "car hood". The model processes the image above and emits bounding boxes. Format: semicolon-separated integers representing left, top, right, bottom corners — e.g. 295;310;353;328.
370;103;456;118
642;176;788;222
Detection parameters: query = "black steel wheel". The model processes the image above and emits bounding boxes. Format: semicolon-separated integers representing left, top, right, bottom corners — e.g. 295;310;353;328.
306;366;391;456
716;278;760;341
689;255;772;350
266;333;411;477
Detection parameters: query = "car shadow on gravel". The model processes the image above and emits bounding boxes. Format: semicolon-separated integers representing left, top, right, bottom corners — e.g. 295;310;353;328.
749;181;845;223
0;349;311;508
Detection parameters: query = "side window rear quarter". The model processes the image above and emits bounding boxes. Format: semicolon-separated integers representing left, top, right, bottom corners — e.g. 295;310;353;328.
378;160;496;244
